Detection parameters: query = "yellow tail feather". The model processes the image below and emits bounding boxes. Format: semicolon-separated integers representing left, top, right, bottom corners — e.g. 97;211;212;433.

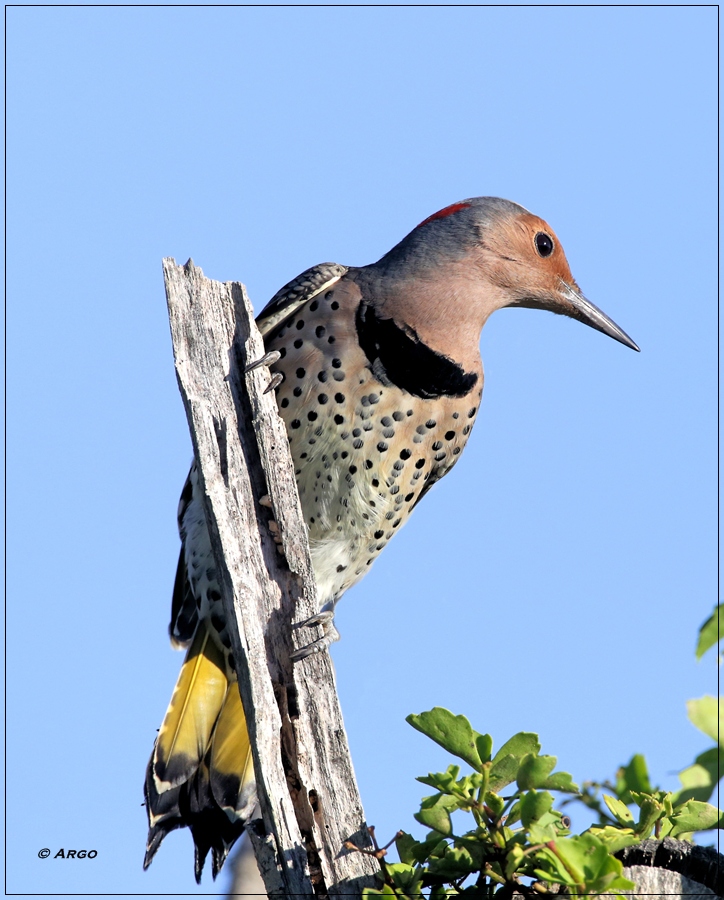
153;624;229;791
210;684;256;820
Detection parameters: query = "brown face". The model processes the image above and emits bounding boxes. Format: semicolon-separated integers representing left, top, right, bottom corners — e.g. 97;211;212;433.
478;208;639;351
481;212;578;305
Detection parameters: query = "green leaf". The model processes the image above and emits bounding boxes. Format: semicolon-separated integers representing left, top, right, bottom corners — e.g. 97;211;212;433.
414;792;458;836
386;862;424;896
517;754;557;790
603;794;634;826
429;887;458;900
696;604;723;660
425;845;476;880
539;770;579;792
363;886;396;898
407;709;491;771
587;824;640;855
675;746;721;804
520;790;553;828
536;833;620;888
687;696;722;746
417;765;461;794
670;799;722;836
475;732;493;764
528;821;557;844
395;831;419;866
488;754;520;793
504;843;525;880
616;753;652;801
633;796;664;837
409;831;449;864
492;732;541;764
488;733;540;792
484;791;505;819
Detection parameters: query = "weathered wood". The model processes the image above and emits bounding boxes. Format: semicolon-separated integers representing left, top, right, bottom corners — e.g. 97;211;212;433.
163;258;378;897
617;838;723;897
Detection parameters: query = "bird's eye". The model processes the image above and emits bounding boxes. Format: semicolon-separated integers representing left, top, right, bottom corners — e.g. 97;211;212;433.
535;232;554;258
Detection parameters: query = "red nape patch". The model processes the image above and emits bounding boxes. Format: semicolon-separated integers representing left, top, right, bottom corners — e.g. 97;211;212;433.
417;202;472;229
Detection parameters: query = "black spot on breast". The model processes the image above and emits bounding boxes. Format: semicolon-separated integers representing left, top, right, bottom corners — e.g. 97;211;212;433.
316;325;326;338
318;393;328;404
334;414;344;425
294;338;303;349
280;397;289;408
294;387;303;397
355;301;478;399
296;320;304;330
296;367;306;378
318;371;328;382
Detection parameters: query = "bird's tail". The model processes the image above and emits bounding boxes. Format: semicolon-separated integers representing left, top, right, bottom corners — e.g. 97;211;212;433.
143;622;257;882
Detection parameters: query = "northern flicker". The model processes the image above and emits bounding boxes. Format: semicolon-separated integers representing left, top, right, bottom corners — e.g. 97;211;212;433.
144;197;638;881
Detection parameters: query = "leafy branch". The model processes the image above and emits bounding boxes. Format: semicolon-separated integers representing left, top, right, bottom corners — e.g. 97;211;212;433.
361;605;722;899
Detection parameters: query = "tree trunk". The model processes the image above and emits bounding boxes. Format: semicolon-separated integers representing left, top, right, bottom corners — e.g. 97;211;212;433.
163;258;379;898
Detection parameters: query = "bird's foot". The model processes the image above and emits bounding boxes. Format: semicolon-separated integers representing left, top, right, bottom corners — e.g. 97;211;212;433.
290;611;340;662
245;349;281;372
245;350;283;394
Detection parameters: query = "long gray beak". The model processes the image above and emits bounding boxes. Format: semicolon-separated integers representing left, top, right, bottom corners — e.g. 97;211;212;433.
561;282;640;352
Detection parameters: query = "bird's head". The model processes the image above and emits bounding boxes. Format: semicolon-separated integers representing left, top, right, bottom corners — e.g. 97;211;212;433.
375;197;639;354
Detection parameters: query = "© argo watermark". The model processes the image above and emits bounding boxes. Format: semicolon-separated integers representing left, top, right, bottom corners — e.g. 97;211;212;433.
38;849;97;859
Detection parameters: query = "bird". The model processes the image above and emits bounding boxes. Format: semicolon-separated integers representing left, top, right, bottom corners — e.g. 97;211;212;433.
143;196;639;882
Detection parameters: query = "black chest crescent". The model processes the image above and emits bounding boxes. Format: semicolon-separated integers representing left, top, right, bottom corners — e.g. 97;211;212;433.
355;301;478;399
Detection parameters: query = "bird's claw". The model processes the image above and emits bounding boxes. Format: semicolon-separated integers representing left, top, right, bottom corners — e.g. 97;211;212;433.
245;350;281;373
290;611;339;662
264;372;284;394
292;610;334;630
245;351;284;394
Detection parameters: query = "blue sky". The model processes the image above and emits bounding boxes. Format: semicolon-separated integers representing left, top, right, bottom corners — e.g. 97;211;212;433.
7;5;717;895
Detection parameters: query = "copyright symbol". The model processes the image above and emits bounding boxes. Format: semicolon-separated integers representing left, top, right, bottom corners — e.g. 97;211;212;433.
38;849;50;859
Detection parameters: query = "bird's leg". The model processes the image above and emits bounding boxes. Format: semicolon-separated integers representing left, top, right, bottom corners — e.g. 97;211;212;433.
245;350;283;394
290;604;340;662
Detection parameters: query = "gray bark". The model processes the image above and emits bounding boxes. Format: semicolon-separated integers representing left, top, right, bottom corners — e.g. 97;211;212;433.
163;258;379;898
617;838;723;898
